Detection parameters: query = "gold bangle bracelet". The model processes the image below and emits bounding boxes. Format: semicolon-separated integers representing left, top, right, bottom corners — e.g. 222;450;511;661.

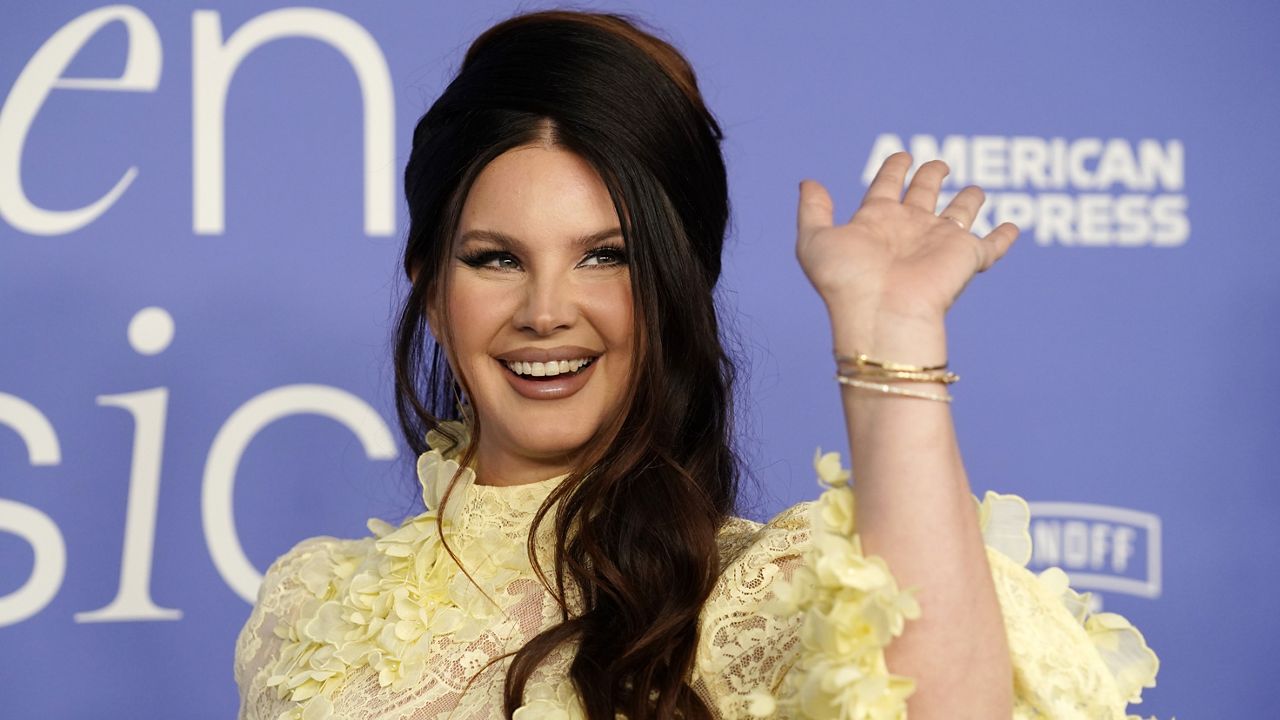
846;367;960;384
834;352;949;373
835;374;953;403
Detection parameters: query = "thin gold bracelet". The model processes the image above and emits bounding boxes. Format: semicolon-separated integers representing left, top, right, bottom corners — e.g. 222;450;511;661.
835;374;953;403
834;352;949;373
846;367;960;384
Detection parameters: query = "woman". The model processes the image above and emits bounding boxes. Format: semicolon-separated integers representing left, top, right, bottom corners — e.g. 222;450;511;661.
234;10;1159;720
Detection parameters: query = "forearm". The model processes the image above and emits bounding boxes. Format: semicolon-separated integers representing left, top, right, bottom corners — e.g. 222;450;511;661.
830;307;1012;718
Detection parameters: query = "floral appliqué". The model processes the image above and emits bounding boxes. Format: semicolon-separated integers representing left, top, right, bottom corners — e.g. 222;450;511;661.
265;420;543;720
253;430;1160;720
749;449;1160;720
747;449;921;719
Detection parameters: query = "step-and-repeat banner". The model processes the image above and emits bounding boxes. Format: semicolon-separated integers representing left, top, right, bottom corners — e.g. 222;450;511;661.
3;2;1275;717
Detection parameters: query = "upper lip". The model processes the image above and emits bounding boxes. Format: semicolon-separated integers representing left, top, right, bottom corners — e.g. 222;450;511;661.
495;345;602;363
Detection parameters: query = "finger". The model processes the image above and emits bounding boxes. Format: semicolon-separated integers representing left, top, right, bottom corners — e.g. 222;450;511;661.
902;159;950;211
976;222;1020;272
860;151;913;207
938;185;986;230
797;179;835;238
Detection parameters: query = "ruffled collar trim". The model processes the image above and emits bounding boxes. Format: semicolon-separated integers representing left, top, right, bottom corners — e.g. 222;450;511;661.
415;416;570;523
263;416;571;719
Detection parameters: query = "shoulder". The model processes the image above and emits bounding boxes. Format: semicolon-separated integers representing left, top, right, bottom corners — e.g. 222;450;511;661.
983;541;1160;716
234;534;375;703
716;502;812;568
712;502;814;606
694;503;815;714
698;485;1160;718
237;533;371;637
255;534;374;609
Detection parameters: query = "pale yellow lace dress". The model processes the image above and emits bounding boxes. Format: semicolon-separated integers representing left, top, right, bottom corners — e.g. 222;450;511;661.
235;433;1159;720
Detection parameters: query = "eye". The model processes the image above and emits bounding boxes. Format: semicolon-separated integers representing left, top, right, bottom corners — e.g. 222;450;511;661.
459;250;521;272
578;246;628;268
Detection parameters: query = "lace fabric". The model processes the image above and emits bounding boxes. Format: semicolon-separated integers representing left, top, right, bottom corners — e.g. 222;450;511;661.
235;434;1159;720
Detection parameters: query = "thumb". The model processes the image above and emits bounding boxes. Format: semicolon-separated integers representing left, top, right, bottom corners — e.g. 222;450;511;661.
797;179;834;238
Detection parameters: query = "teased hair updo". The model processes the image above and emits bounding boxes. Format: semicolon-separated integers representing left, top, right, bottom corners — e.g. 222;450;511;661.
394;10;737;719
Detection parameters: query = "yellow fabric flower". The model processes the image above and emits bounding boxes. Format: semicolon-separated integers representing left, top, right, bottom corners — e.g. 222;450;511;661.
265;418;541;720
1036;568;1160;708
753;449;1160;720
975;490;1033;565
511;678;587;720
754;449;920;720
251;427;1161;719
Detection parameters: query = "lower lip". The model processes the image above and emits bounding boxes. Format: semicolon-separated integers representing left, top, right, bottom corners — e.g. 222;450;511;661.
499;358;598;400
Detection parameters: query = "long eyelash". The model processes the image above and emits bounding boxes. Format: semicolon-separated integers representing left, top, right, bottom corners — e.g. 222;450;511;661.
585;245;628;265
455;246;627;270
458;249;517;270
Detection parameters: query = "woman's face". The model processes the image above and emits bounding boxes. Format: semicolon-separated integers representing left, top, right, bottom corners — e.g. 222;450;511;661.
438;143;634;485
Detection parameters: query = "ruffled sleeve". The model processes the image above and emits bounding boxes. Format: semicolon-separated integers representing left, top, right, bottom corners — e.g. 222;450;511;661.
693;450;1160;720
233;536;348;720
981;494;1160;720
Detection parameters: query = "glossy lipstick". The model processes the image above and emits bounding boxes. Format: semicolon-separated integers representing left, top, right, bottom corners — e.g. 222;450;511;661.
495;346;601;400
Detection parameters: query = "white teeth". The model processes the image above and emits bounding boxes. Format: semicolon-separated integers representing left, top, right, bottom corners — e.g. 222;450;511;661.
505;357;595;377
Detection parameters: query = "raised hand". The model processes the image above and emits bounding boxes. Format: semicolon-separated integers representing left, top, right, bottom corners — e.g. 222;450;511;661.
798;154;1020;717
796;151;1019;326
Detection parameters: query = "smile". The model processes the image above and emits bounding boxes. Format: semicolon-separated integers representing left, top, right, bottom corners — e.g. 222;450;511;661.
495;355;600;400
504;357;596;377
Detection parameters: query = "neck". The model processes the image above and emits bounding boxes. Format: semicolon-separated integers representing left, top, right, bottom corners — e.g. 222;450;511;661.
472;442;574;487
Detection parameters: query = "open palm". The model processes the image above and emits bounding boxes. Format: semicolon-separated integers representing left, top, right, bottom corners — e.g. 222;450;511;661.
796;152;1019;323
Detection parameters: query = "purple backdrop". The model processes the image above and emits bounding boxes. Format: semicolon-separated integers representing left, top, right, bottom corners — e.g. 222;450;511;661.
4;1;1277;717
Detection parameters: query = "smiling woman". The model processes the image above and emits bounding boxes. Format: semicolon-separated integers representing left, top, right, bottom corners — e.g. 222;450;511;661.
233;9;1159;720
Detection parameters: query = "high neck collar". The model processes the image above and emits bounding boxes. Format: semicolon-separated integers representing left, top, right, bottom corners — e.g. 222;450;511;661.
416;417;570;518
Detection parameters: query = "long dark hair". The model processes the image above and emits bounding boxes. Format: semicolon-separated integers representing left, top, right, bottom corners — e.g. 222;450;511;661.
394;10;737;718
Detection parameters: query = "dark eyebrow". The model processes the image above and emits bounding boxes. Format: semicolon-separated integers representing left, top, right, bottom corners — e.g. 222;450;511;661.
456;227;623;250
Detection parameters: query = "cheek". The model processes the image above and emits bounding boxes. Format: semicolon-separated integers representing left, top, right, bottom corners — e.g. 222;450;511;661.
585;277;635;353
444;277;511;359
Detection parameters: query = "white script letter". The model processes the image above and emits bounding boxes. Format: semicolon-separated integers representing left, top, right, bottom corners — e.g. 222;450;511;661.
192;8;394;236
0;5;161;235
76;388;182;622
202;384;397;602
0;393;65;626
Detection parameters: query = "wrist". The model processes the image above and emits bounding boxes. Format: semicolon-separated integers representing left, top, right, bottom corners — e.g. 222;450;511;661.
826;306;948;367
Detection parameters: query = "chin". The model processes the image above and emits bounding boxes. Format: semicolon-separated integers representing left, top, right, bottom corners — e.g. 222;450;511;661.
508;424;597;461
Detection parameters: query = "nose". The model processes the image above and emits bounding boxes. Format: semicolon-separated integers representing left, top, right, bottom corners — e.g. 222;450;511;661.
512;274;577;335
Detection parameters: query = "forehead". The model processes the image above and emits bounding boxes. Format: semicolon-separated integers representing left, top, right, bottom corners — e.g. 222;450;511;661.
457;144;620;244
